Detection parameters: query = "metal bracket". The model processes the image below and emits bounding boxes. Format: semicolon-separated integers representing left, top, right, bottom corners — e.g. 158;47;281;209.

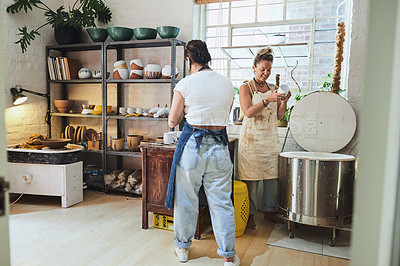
0;177;10;216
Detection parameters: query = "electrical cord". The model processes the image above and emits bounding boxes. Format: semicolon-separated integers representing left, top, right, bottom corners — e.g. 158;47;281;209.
10;183;28;206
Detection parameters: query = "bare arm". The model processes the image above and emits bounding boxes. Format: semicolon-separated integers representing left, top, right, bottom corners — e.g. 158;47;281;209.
239;83;264;118
240;83;285;118
168;91;184;128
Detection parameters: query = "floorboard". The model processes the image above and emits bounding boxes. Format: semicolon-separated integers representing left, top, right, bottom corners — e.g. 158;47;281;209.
9;190;350;266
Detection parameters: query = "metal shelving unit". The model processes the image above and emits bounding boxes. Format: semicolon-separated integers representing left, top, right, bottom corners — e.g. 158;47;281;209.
46;39;186;193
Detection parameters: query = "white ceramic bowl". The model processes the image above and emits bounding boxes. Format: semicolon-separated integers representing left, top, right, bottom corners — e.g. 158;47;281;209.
113;60;128;69
130;69;143;79
161;65;179;79
92;70;102;79
113;69;129;80
277;84;290;95
130;59;143;70
78;68;92;79
144;64;162;79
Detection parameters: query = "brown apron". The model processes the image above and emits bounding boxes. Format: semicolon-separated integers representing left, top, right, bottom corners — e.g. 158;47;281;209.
238;81;280;181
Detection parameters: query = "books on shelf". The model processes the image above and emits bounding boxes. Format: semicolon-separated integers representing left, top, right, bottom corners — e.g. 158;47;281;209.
47;57;81;80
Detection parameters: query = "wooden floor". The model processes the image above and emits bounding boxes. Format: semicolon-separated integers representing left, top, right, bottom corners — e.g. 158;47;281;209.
9;190;350;266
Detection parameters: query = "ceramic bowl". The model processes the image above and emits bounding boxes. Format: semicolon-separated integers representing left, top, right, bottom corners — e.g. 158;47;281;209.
144;64;162;79
54;100;75;113
157;26;180;39
107;27;133;41
130;69;143;79
81;104;95;109
161;65;179;78
92;70;102;79
113;68;129;80
86;28;108;42
133;28;157;40
130;59;144;70
40;138;71;149
114;60;128;69
78;68;92;79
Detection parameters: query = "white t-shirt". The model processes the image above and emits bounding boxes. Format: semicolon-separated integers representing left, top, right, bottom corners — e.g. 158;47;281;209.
174;71;234;126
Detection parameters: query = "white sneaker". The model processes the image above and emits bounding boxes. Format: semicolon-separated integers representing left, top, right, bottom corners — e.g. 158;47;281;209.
175;247;189;263
224;255;240;266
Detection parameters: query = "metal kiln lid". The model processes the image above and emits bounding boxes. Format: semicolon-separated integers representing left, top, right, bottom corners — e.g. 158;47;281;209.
290;91;356;153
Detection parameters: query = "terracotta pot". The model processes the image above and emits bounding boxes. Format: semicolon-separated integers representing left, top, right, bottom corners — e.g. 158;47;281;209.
130;70;143;79
127;135;143;151
130;59;143;70
113;69;129;79
111;138;125;151
54;100;75;113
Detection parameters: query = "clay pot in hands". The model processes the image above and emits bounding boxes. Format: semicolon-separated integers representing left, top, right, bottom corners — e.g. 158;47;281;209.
144;64;162;79
161;65;179;79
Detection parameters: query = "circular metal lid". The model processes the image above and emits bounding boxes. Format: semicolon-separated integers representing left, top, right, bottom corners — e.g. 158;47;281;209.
290;91;356;153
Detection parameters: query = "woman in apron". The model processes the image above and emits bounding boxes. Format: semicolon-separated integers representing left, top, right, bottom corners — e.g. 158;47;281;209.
238;48;291;230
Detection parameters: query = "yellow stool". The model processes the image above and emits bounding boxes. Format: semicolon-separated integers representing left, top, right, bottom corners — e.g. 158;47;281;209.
234;180;249;237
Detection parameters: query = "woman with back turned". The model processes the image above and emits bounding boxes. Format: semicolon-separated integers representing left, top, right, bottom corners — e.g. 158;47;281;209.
165;40;239;265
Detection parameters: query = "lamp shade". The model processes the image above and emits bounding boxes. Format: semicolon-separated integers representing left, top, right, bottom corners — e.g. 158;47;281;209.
10;87;27;105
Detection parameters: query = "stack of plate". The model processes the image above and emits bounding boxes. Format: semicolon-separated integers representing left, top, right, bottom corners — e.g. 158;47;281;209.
63;125;87;143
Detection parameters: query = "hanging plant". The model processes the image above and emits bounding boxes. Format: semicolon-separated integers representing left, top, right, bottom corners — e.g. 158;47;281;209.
6;0;112;53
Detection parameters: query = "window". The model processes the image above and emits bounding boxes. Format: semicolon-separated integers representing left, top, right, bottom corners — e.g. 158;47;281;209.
196;0;350;94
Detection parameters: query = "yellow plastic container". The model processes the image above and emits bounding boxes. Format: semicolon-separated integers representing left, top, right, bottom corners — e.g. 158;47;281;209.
234;180;250;237
153;213;174;231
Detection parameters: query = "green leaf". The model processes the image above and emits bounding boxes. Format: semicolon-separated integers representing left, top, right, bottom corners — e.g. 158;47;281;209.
6;0;42;14
15;26;40;53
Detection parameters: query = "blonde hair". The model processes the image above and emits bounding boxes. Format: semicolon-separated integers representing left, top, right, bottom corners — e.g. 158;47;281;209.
254;47;274;66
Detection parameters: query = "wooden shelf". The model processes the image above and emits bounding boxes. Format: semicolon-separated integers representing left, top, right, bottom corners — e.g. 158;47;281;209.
49;79;102;84
106;150;142;157
107;79;180;83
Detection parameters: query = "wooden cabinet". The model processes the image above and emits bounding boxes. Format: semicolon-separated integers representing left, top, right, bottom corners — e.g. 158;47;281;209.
141;138;238;238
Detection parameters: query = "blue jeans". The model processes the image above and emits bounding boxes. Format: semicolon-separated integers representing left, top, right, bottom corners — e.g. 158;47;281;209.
244;179;279;215
173;134;236;258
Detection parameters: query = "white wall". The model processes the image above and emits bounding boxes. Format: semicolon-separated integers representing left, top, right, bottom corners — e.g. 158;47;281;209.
2;1;63;145
351;0;400;264
339;0;369;156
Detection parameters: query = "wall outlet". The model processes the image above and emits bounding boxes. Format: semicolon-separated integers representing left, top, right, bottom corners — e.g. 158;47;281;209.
22;175;32;184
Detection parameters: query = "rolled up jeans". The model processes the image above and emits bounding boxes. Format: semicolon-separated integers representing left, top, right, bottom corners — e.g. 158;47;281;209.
173;134;236;258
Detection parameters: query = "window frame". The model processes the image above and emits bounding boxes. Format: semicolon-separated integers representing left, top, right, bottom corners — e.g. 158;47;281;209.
195;0;351;94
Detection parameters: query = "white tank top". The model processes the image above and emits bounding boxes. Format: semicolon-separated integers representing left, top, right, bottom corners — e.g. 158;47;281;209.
174;71;234;126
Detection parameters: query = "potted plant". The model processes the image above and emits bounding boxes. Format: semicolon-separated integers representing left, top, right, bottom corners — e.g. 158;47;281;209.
318;73;346;94
6;0;112;53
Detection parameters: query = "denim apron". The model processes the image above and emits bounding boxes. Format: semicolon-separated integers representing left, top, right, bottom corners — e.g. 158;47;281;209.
164;121;229;210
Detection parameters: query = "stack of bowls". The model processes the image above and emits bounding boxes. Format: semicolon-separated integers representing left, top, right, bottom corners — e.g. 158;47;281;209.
130;59;144;79
113;60;129;79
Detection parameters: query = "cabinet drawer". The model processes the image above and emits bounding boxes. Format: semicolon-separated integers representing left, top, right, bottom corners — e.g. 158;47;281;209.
8;162;67;196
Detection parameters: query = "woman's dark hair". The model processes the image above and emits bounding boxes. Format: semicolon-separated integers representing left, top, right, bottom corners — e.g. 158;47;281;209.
253;48;274;66
185;40;212;66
